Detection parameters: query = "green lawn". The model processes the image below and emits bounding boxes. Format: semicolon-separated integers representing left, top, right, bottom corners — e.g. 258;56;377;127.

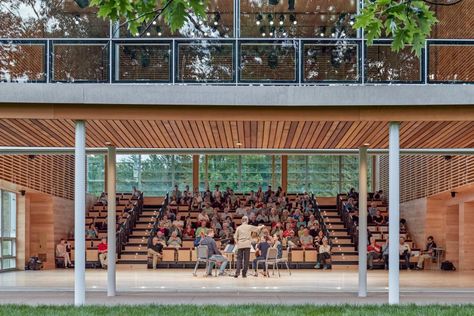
0;305;473;316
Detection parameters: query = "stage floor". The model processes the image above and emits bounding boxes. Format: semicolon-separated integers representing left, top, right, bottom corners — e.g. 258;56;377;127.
1;267;473;305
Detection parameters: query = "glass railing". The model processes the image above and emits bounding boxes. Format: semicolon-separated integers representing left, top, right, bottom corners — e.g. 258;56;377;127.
1;38;473;84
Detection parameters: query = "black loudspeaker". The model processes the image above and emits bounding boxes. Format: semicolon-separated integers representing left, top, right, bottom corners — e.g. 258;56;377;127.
74;0;90;9
269;0;279;5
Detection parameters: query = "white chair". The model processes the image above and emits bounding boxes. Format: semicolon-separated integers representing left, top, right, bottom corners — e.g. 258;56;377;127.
275;247;291;276
256;247;279;277
192;245;218;277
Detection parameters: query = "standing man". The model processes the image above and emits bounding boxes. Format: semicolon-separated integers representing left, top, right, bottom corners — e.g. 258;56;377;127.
233;216;264;278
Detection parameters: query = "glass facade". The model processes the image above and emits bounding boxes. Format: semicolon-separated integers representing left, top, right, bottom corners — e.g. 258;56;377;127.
200;155;281;192
0;190;17;272
1;0;471;83
288;155;372;196
86;154;193;196
88;154;371;197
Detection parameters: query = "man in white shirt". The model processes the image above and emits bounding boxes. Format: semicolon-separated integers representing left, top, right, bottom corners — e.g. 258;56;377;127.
233;216;264;278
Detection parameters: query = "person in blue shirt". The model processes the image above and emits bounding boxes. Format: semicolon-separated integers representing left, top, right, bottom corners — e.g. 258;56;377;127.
199;229;228;276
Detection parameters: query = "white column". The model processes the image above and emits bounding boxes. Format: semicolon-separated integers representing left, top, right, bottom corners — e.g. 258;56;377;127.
358;146;368;297
107;146;116;296
74;120;86;306
388;122;400;305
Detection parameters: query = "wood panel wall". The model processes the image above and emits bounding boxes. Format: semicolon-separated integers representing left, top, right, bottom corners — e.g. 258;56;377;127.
400;183;474;270
0;155;75;200
379;155;474;203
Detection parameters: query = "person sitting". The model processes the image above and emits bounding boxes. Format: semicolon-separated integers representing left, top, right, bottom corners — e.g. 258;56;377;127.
98;238;108;269
372;210;386;226
368;202;378;217
252;235;272;277
286;230;300;249
195;220;208;238
348;187;358;199
315;238;331;269
155;231;167;247
170;184;182;203
198;209;210;223
270;222;283;237
373;190;384;201
183;223;195;239
199;229;228;276
132;186;141;199
147;236;163;270
272;235;283;258
300;228;314;249
56;239;73;268
415;236;437;270
399;237;412;270
85;224;98;239
367;237;382;270
314;230;327;247
167;231;182;249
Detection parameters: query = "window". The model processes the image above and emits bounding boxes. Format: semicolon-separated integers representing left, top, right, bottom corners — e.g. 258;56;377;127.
0;190;17;272
288;155;372;196
87;154;193;197
200;155;281;192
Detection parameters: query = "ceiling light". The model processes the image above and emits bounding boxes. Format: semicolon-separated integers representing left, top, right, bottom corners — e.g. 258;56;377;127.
268;14;274;26
279;14;285;25
256;13;263;25
290;14;297;25
236;142;242;146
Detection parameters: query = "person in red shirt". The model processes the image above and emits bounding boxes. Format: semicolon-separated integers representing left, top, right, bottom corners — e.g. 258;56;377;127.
367;237;382;270
98;238;108;269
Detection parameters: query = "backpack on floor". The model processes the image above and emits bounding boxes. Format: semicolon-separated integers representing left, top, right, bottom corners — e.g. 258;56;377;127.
26;256;43;270
440;261;456;271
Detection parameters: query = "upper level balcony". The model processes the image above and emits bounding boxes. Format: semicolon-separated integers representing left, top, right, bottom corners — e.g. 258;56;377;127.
1;0;473;85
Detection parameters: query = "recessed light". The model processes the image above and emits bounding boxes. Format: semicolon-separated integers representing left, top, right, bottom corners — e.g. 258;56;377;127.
236;142;242;146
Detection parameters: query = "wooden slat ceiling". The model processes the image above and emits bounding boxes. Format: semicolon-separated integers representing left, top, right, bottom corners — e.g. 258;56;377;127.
0;119;473;149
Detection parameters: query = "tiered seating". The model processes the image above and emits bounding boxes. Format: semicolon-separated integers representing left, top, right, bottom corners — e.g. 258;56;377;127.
337;194;419;269
68;193;141;268
117;192;325;269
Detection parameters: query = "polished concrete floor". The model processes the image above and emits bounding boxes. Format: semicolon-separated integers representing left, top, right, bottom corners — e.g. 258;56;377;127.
1;267;473;305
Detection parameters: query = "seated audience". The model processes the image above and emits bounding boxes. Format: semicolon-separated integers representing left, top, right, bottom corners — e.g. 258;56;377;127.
167;231;182;249
416;236;437;270
300;229;314;249
315;238;331;269
148;236;163;270
98;238;108;269
183;223;195;239
85;224;98;239
56;239;73;268
399;237;412;270
367;237;382;269
372;210;386;226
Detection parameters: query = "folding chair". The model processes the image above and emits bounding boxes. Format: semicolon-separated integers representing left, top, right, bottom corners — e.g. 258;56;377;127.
192;245;218;277
256;247;279;277
275;247;291;276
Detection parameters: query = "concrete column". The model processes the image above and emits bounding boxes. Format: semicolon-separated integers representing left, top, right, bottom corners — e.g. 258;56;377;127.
107;146;116;296
388;122;400;305
74;120;86;306
358;146;368;297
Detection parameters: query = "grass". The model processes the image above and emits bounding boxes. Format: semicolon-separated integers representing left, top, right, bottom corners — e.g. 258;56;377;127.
0;305;474;316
